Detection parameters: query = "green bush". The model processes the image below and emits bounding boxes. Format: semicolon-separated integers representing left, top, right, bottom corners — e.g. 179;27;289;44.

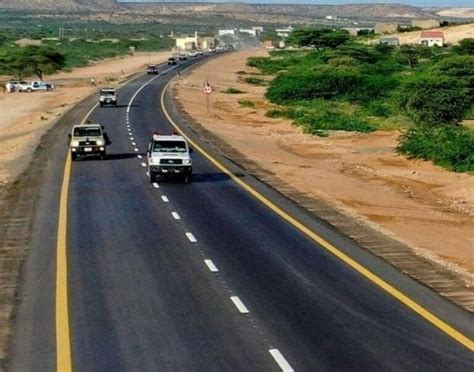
238;100;256;108
397;125;474;172
222;87;246;94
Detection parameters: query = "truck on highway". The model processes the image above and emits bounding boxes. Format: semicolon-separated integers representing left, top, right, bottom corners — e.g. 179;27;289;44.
69;123;107;161
147;133;193;183
99;88;117;107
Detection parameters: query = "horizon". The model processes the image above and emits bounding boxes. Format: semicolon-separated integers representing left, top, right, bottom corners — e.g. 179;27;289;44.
116;0;474;8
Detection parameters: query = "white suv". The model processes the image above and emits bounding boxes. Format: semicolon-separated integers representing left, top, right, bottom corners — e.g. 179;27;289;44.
147;134;193;183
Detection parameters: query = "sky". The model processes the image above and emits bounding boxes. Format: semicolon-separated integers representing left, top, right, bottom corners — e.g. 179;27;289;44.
118;1;474;8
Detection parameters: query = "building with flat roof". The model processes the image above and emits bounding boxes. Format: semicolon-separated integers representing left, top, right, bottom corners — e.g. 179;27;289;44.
174;32;216;51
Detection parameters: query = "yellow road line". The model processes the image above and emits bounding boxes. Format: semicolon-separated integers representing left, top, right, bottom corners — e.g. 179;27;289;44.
160;74;474;352
56;103;99;372
56;151;73;372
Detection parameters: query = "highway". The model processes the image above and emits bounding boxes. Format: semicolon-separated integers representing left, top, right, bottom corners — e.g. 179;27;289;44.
8;55;474;371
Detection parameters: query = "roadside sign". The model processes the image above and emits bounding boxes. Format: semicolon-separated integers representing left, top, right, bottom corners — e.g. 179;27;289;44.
203;82;213;94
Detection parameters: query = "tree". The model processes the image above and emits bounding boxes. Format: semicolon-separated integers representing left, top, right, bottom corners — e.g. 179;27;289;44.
397;74;471;126
286;29;350;50
456;38;474;55
398;45;419;68
19;46;66;80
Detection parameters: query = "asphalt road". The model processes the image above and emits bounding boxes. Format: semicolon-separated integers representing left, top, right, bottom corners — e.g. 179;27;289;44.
8;55;474;371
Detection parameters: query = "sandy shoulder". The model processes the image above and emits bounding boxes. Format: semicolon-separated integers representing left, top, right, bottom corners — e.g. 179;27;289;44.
0;51;170;185
174;48;474;278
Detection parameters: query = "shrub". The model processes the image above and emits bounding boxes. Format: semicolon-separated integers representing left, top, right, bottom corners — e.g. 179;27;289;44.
397;125;474;172
244;77;267;86
396;74;471;126
222;87;246;94
238;100;256;108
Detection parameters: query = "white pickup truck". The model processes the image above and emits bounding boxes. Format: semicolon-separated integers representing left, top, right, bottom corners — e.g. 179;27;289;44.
19;81;55;92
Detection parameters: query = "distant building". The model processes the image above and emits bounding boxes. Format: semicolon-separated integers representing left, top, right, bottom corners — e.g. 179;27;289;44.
218;29;236;36
343;27;375;36
378;37;400;46
275;26;294;38
412;19;440;29
420;31;444;47
15;38;42;47
252;26;264;33
174;31;216;51
239;28;257;37
374;22;398;35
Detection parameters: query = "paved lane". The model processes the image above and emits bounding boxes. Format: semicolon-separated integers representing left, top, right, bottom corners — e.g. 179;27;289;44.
9;55;474;372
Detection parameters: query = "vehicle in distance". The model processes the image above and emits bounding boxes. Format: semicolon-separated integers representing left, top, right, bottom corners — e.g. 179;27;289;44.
147;65;160;75
188;50;198;57
178;54;188;61
19;81;55;92
5;80;27;92
99;88;117;107
216;45;225;53
168;57;177;65
147;133;192;183
196;49;204;56
69;123;107;161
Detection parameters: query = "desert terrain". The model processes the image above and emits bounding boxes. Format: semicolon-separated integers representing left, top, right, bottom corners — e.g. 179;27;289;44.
379;22;474;45
0;51;170;186
174;49;474;282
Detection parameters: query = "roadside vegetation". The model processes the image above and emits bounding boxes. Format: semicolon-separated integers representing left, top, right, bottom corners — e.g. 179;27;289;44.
248;31;474;172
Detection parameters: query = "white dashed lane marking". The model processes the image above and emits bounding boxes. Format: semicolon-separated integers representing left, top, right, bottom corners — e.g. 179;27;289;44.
269;349;294;372
132;142;136;146
137;155;143;159
141;162;147;167
171;211;180;220
146;172;149;177
230;296;249;314
152;183;160;189
185;232;197;243
161;196;169;203
130;137;135;141
134;148;139;152
204;259;219;273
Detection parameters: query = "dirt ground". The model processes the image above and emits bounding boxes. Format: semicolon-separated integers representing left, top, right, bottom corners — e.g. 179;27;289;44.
378;22;474;45
0;51;170;185
174;48;474;281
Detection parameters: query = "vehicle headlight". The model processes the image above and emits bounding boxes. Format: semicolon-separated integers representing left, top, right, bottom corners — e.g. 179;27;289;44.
149;158;159;165
71;140;79;147
96;140;105;146
183;159;192;165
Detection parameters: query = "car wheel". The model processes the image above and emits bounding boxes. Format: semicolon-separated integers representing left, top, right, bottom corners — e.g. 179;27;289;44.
183;174;191;184
27;88;32;93
100;102;103;107
149;172;156;183
100;152;106;160
71;153;77;161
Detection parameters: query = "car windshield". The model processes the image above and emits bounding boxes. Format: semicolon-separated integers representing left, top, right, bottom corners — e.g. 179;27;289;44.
73;127;102;137
153;141;187;153
101;91;114;96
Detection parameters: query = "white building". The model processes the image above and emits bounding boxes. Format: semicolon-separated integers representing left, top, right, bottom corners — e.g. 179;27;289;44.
420;31;444;47
218;29;236;36
174;31;216;51
275;26;294;38
239;28;257;37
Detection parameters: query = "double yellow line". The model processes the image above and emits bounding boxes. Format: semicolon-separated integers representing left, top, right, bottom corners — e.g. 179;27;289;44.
160;73;474;352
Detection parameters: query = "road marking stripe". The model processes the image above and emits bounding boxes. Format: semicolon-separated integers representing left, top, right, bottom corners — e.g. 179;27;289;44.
134;148;139;152
204;259;219;272
230;296;249;314
55;153;73;372
185;232;197;242
171;211;180;219
160;66;474;351
137;154;142;159
146;172;149;177
161;195;169;203
130;137;134;141
141;162;146;167
132;142;136;146
153;182;160;189
129;133;132;136
55;76;166;372
269;349;294;372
